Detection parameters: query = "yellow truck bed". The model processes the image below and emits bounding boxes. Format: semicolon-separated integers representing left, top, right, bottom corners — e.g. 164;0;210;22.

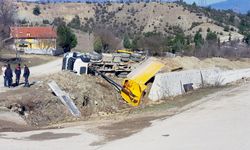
121;57;165;106
127;57;165;85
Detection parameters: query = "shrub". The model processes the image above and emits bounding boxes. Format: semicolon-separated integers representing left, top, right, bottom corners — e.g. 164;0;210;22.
224;26;230;32
123;35;132;49
206;31;217;42
42;19;50;24
33;5;41;16
207;27;211;32
244;34;250;45
93;37;103;53
190;22;202;30
53;17;66;26
194;31;203;48
19;19;28;24
68;15;81;29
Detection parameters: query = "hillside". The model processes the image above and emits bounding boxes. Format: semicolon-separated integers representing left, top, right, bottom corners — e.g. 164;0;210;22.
16;2;243;43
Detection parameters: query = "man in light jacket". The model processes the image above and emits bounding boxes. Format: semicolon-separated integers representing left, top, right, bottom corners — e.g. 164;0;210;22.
1;64;7;87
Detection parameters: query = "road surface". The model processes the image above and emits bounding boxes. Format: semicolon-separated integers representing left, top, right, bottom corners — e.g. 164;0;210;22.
0;81;250;149
0;59;62;93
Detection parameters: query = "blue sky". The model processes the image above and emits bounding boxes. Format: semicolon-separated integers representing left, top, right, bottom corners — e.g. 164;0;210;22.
184;0;226;5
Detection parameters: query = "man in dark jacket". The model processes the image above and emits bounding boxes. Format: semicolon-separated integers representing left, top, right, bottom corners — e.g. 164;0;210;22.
14;64;21;86
23;64;30;87
5;64;13;88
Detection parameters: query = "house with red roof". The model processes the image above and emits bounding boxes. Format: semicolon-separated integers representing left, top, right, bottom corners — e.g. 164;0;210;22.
10;26;58;55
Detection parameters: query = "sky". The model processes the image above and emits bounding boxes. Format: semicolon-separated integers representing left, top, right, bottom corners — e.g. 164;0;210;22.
184;0;226;5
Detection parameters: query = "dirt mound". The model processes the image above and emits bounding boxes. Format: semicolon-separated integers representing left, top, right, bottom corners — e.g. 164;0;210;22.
0;72;127;127
161;56;250;71
47;71;126;115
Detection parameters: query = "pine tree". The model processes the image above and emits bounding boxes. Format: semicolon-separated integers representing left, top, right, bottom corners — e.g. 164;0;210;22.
123;35;132;49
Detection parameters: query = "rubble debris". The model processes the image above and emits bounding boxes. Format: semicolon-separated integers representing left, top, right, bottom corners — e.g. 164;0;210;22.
8;103;27;116
48;81;81;117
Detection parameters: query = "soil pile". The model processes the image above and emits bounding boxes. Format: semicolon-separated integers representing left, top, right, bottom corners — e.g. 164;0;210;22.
0;72;127;127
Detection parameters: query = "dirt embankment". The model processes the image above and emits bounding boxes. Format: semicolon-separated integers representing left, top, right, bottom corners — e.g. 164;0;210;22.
0;72;127;127
161;56;250;72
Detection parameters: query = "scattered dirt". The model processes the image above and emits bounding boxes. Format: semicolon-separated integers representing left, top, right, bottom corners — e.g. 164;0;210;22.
90;116;162;146
0;119;34;132
26;132;80;141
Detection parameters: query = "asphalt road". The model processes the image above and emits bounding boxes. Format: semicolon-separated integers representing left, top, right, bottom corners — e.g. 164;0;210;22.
99;83;250;150
0;81;250;150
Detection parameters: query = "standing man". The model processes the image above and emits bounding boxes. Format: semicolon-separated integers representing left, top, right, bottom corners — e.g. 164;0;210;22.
1;64;7;87
5;64;13;88
14;64;21;86
23;64;30;87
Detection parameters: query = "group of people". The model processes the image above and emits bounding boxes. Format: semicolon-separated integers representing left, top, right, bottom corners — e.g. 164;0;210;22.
1;64;30;88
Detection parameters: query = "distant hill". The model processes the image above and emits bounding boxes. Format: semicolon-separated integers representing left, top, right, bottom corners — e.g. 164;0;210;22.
17;0;229;5
16;2;244;43
210;0;250;14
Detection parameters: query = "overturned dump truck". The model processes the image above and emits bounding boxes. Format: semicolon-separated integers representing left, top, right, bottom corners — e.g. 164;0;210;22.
90;58;165;106
62;52;93;75
62;52;164;106
62;51;145;77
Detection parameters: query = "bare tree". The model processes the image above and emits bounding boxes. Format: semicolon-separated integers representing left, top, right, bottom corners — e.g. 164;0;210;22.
93;27;122;52
137;34;166;56
0;0;16;38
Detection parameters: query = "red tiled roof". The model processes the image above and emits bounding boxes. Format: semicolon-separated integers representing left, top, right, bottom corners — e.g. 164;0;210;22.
10;27;57;39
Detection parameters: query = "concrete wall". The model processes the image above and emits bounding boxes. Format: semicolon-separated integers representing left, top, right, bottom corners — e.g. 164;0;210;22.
14;38;57;55
148;68;250;101
24;48;54;55
206;68;250;85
